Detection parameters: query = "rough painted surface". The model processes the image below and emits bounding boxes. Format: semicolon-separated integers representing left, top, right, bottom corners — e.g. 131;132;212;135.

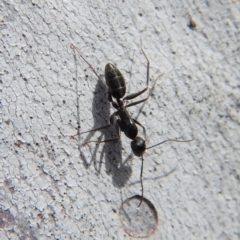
0;0;239;239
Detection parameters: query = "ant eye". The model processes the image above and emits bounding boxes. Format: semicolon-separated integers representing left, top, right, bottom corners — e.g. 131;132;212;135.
131;137;146;157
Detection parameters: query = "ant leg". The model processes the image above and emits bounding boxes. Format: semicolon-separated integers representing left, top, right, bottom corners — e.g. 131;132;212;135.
71;124;112;138
125;97;149;108
133;44;164;120
123;42;150;102
70;44;106;86
82;135;120;146
82;120;121;146
141;41;150;87
133;119;146;139
71;112;118;138
123;87;148;101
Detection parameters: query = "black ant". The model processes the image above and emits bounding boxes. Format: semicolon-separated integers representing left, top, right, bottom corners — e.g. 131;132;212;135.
70;43;193;206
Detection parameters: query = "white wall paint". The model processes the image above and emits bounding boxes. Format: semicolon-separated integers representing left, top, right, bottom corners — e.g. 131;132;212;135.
1;1;239;239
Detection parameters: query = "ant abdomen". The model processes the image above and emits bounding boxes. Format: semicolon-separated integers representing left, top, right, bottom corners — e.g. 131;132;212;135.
105;63;126;99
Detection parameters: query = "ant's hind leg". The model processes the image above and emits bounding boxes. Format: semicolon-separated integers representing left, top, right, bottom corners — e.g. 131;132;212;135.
125;97;149;108
70;44;106;86
140;41;150;87
123;42;150;102
123;87;148;101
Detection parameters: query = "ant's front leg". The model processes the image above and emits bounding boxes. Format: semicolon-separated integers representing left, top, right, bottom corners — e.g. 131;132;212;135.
123;43;150;102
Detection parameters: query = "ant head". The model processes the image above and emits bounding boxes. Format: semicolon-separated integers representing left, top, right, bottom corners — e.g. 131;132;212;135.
131;137;146;157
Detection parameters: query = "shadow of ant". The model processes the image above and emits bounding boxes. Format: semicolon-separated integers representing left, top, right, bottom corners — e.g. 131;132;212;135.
72;48;132;188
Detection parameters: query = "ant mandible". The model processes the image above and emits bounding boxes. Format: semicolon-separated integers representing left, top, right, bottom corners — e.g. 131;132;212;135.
70;43;193;206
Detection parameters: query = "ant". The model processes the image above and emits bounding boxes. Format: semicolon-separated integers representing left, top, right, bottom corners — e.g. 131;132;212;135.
70;43;193;206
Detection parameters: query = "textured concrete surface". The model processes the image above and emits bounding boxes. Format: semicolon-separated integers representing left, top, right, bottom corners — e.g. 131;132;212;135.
1;0;239;239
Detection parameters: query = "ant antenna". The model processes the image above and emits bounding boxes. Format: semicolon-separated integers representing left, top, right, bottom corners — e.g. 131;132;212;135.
147;138;194;150
138;155;144;207
137;137;194;207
